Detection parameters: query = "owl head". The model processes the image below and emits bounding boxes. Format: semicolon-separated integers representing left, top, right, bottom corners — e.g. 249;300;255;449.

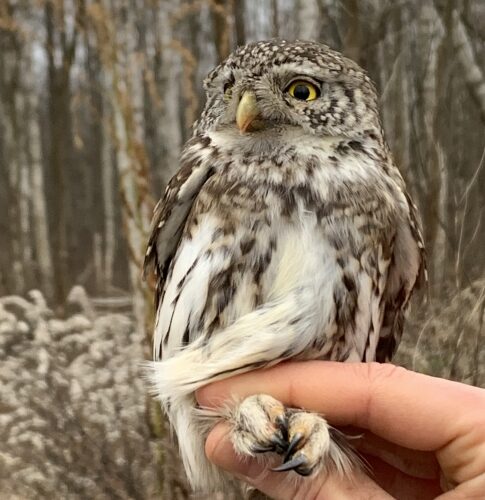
194;40;381;142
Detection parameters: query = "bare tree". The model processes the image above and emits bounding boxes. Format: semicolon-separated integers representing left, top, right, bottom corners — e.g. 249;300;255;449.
44;0;86;304
27;58;55;300
89;0;154;332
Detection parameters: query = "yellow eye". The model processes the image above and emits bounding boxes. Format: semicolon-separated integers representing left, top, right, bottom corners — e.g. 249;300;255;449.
287;80;319;101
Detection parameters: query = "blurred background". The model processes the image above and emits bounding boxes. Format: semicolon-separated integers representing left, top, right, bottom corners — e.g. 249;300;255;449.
1;0;484;498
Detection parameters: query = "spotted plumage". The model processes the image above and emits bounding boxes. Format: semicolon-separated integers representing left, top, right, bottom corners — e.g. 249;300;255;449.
145;39;426;494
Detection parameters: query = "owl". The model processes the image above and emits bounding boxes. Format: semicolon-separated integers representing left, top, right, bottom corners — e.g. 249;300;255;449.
145;40;426;494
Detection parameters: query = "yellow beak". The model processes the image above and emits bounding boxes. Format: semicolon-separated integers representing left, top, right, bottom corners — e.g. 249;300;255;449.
236;91;261;133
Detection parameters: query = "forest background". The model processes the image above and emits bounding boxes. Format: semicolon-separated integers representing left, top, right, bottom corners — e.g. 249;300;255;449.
1;0;484;498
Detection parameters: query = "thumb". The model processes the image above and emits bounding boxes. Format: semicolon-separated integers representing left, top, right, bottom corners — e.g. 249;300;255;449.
206;422;392;500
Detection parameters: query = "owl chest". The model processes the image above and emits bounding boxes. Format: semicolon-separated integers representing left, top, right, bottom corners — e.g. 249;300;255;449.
160;165;396;354
194;184;388;322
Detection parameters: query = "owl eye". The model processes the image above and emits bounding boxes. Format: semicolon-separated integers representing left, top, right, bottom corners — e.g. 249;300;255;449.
223;80;234;100
287;80;320;101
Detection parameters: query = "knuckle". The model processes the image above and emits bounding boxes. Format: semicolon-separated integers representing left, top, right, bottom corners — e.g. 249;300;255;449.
364;362;406;385
357;362;408;428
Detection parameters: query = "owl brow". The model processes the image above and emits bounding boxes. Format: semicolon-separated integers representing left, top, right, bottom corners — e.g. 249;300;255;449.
272;63;325;80
284;75;323;88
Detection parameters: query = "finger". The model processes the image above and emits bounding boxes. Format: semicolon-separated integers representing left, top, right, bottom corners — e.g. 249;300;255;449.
363;454;443;499
206;422;393;500
196;361;485;452
355;429;440;479
436;472;485;499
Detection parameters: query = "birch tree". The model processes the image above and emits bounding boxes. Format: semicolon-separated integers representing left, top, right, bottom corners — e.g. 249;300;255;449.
88;1;154;332
26;61;55;299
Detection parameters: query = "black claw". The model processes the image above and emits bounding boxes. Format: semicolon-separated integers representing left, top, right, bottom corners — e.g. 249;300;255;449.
270;433;288;453
251;444;274;453
275;414;288;438
275;414;286;425
284;432;304;461
271;455;308;473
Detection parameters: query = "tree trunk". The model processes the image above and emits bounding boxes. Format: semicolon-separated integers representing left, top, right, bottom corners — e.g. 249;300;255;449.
234;0;246;45
449;9;485;123
1;25;24;294
212;0;231;61
101;100;115;291
340;0;361;63
44;0;76;304
157;3;183;186
17;80;35;290
89;0;153;332
419;2;445;285
28;83;55;300
297;0;319;40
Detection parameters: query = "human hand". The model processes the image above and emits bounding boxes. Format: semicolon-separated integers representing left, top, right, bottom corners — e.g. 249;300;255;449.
196;362;485;499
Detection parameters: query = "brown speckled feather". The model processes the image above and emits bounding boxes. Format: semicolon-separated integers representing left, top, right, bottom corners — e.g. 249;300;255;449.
146;40;426;494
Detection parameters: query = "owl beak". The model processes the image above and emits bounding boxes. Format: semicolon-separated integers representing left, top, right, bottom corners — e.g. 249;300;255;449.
236;91;263;133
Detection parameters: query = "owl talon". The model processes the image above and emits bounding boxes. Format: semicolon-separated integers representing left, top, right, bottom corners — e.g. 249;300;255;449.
284;432;304;461
270;433;288;453
230;394;288;457
272;455;309;474
275;413;288;436
251;444;275;453
230;395;358;477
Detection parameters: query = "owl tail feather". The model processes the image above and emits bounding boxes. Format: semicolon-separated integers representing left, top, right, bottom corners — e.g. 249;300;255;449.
149;289;320;406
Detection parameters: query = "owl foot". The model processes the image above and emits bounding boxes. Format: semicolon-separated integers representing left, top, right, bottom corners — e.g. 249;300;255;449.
272;411;331;476
230;394;289;456
230;394;359;477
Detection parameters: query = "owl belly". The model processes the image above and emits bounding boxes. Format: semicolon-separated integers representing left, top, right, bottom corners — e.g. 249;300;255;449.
259;213;384;363
157;203;386;364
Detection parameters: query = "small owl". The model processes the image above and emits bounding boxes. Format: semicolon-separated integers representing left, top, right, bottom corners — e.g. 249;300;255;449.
145;40;426;494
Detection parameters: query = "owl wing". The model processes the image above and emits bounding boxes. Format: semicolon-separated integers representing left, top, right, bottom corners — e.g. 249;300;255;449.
143;137;215;311
375;193;427;362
